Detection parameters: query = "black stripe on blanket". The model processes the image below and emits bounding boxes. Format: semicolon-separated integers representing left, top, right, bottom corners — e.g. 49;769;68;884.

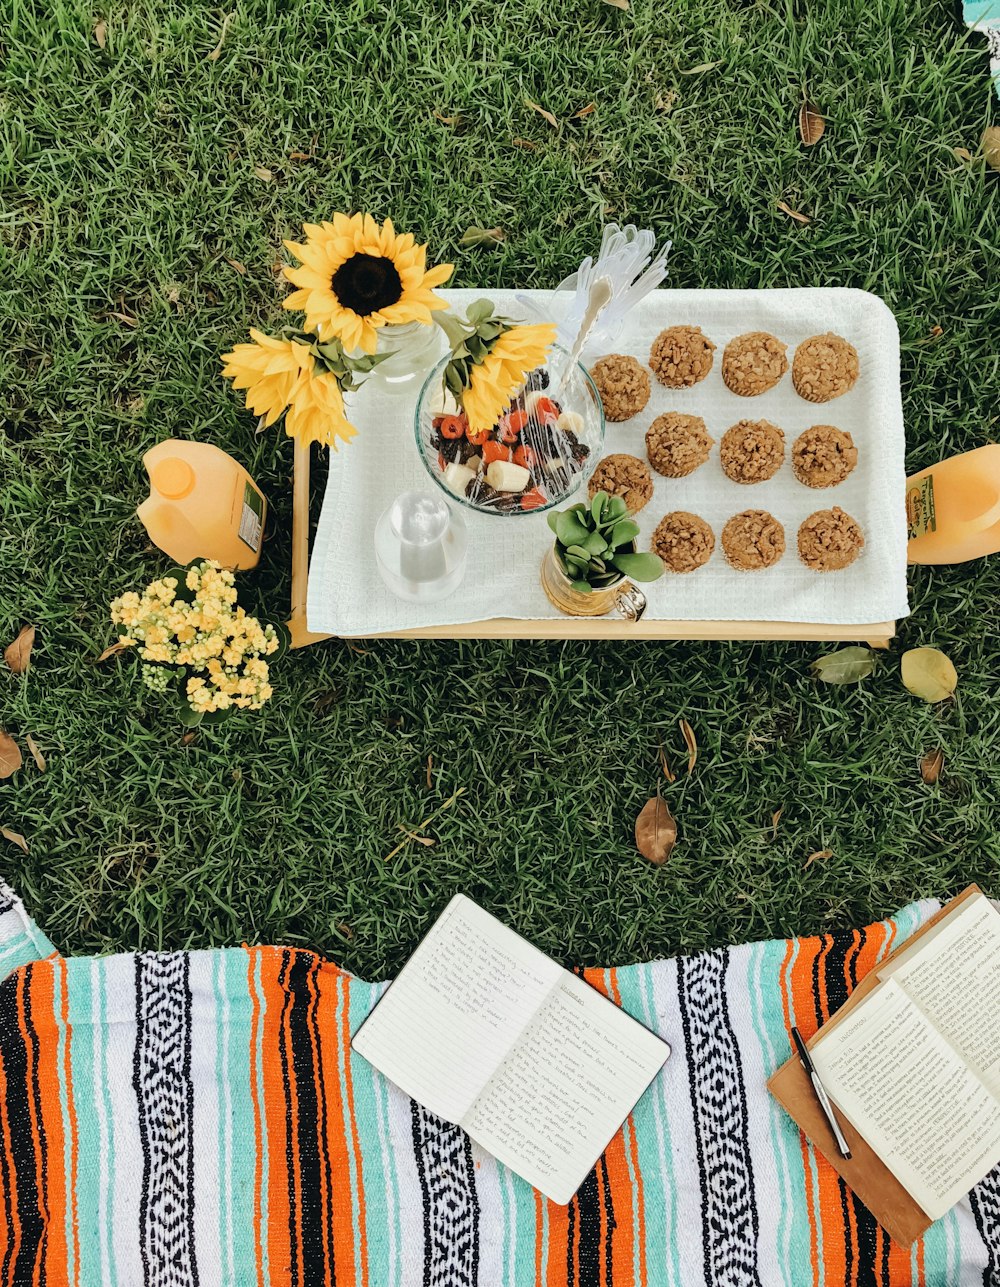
134;952;200;1287
678;947;760;1287
410;1101;481;1287
286;950;328;1281
0;971;44;1287
970;1165;1000;1286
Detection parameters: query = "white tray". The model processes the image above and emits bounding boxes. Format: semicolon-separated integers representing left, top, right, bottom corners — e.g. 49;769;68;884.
306;288;909;638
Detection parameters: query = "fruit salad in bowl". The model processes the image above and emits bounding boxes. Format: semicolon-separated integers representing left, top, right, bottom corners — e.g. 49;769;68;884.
414;347;605;517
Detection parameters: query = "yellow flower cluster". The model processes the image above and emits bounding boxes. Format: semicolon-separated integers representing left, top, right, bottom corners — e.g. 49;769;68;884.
463;323;557;434
220;329;358;450
110;561;279;715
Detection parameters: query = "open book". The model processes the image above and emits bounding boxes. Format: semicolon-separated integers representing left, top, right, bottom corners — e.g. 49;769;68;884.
351;894;670;1204
808;890;1000;1222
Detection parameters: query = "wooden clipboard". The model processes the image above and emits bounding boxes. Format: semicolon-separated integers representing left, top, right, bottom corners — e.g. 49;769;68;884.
767;884;983;1248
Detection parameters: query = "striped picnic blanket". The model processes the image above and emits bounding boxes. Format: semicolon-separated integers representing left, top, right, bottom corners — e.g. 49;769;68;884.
1;880;999;1287
966;1;1000;96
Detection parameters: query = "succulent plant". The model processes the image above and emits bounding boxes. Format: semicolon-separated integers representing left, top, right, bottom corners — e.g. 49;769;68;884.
547;491;664;592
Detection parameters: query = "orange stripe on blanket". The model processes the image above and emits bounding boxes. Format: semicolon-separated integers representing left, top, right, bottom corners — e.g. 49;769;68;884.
23;968;69;1287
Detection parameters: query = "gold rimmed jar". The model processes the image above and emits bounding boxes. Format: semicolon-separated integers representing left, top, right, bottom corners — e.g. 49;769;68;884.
539;546;647;620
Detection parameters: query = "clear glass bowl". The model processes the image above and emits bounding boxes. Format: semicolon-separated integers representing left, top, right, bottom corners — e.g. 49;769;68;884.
413;344;605;517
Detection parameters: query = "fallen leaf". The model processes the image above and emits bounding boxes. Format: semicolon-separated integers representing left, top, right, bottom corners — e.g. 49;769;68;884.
953;146;973;162
95;639;131;663
657;738;675;783
635;795;677;865
902;647;958;703
336;922;354;940
0;732;22;780
511;137;537;150
25;735;45;773
571;103;596;120
253;166;274;183
928;324;943;338
92;17;107;48
224;257;247;275
810;646;875;684
426;753;433;791
4;625;35;674
399;829;435;847
798;100;826;147
384;786;466;861
920;748;944;785
655;89;679;113
603;0;629;8
679;718;697;774
288;150;312;162
983;127;1000;171
205;12;233;61
771;807;783;839
109;311;138;327
804;848;834;868
1;827;28;854
459;225;505;249
525;98;558;129
181;731;198;746
776;200;811;224
433;110;461;126
679;60;723;75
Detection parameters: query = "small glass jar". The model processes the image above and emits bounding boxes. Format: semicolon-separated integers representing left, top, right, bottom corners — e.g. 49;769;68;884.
539;546;647;619
371;321;445;395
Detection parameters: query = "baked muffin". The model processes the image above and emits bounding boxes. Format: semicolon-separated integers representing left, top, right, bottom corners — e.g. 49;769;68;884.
797;507;865;570
651;512;715;573
719;419;785;483
588;453;654;514
588;354;651;421
646;412;714;478
648;326;716;388
792;333;860;403
792;425;858;488
721;332;788;396
721;510;786;570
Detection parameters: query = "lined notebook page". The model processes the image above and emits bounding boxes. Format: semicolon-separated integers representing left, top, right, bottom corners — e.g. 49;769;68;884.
879;893;1000;1096
463;971;670;1204
351;896;560;1122
811;978;1000;1220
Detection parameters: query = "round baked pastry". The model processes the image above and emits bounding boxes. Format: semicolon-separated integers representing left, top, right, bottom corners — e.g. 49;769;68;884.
792;333;860;403
797;507;865;571
588;453;654;514
721;331;788;397
588;354;650;422
645;412;714;478
651;512;715;573
648;326;716;388
792;425;858;488
721;510;786;570
719;419;785;483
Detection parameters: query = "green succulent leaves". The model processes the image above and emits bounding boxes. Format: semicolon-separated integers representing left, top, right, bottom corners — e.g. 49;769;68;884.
549;492;664;592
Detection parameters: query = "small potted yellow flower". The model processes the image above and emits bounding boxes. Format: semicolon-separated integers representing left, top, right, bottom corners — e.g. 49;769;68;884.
109;560;288;727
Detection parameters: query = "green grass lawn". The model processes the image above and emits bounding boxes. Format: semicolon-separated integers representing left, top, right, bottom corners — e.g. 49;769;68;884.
1;0;998;976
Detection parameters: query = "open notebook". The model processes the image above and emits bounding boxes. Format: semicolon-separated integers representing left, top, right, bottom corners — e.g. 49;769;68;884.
351;894;670;1204
802;888;1000;1227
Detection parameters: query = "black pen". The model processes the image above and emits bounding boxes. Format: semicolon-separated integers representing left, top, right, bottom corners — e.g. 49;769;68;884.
791;1026;852;1160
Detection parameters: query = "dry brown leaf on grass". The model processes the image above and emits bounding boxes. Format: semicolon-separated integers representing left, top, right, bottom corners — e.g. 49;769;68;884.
4;626;35;674
983;127;1000;171
798;101;825;147
603;0;629;9
953;147;974;162
635;794;677;865
525;99;558;129
426;754;433;791
92;18;107;48
771;807;783;839
95;639;130;663
657;738;675;783
1;828;28;854
253;166;274;183
901;647;958;703
25;735;45;773
433;110;461;126
920;748;944;785
336;922;354;940
224;257;247;275
679;719;697;774
804;848;833;869
206;12;234;61
512;137;538;151
459;226;505;249
777;200;811;225
572;103;597;120
0;733;22;780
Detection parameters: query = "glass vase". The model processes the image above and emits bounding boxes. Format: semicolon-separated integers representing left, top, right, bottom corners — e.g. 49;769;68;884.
371;321;445;396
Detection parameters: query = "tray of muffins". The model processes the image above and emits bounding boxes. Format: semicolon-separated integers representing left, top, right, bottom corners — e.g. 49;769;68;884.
307;287;908;641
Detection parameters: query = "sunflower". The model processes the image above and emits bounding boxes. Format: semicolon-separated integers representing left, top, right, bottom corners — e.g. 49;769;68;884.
282;213;453;355
462;323;557;434
221;330;315;427
284;369;358;450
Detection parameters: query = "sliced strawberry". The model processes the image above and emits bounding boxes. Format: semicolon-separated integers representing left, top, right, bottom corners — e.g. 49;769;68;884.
520;487;547;510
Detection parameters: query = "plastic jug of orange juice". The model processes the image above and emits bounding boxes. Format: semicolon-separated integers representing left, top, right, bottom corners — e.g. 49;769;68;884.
137;439;267;570
906;445;1000;564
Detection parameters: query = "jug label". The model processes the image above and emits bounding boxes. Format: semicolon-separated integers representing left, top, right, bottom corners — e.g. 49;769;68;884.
906;475;936;540
238;483;264;552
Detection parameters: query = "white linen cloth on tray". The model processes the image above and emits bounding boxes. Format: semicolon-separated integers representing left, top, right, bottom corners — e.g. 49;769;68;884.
307;287;910;635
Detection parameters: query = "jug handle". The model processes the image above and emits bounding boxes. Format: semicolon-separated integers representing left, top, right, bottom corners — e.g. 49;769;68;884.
959;490;1000;536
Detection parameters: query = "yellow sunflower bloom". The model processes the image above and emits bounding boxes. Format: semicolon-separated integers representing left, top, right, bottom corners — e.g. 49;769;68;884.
284;368;358;450
221;329;314;427
463;323;557;434
282;213;453;355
